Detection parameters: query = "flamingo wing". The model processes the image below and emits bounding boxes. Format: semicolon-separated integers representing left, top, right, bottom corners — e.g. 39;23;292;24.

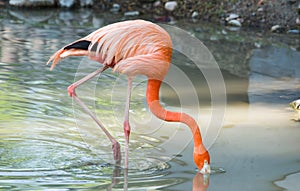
47;20;172;79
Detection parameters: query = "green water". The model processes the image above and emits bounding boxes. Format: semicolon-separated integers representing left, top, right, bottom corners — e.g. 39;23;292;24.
1;8;300;191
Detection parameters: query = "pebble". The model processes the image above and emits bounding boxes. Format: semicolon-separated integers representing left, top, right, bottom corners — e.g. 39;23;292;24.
210;35;218;41
257;7;264;12
124;11;140;16
226;13;239;21
271;25;285;33
287;29;300;34
221;29;227;35
191;11;199;18
254;42;262;48
165;1;177;12
228;19;242;27
153;0;161;7
110;3;120;13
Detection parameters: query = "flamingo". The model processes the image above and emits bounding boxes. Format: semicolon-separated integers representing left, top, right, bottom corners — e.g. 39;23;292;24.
47;19;210;173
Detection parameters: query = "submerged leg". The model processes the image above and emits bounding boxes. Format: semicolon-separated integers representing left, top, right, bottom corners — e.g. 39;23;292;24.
124;77;132;169
72;95;121;163
69;66;121;164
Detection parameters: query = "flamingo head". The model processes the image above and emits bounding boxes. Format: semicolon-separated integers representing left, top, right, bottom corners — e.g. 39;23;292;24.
194;151;211;174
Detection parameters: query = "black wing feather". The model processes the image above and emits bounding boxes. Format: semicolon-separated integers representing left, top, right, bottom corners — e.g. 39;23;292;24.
64;40;91;50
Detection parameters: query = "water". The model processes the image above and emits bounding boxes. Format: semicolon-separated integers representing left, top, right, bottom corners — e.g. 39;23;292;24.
0;8;300;191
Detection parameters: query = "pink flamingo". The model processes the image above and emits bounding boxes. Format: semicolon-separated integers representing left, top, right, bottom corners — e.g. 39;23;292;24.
47;19;210;173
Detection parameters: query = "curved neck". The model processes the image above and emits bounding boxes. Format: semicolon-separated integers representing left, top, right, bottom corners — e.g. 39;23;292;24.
146;79;207;154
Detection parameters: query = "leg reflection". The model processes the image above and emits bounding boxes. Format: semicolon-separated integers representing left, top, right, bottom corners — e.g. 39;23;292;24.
106;165;128;191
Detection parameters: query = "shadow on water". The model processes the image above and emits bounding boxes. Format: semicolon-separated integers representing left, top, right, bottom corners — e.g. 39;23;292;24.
0;7;300;191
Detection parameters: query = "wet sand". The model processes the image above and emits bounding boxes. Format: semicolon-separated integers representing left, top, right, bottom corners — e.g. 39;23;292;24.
210;103;300;190
275;172;300;191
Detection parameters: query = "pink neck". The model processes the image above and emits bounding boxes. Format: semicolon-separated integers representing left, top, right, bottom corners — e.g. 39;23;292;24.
146;79;207;154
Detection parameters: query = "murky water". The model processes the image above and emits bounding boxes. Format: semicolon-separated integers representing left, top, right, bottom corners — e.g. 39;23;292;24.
1;8;300;191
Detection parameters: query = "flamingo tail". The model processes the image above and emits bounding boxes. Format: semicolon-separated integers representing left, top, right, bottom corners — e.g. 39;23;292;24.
46;40;92;71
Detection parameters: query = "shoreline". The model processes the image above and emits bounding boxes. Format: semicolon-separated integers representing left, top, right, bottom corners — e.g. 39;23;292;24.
1;0;299;32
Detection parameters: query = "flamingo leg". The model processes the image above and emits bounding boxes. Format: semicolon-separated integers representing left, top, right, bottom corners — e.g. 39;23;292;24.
68;65;109;96
68;66;121;164
123;77;132;169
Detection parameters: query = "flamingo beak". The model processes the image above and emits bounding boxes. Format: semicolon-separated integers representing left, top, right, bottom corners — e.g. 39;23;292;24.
199;160;211;174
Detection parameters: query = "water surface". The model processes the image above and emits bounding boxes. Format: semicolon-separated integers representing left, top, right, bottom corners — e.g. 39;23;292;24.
0;8;300;190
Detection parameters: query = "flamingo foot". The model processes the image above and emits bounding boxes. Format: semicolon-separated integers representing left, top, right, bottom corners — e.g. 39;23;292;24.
68;84;76;97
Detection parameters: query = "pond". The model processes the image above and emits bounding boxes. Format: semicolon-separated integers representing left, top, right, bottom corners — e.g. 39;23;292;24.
0;8;300;191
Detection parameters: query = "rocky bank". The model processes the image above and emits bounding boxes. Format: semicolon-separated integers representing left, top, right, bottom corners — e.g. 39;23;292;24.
1;0;300;32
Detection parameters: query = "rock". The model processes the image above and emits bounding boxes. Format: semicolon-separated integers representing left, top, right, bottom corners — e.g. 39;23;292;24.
225;13;242;28
153;0;161;7
110;3;120;13
254;42;261;48
287;29;300;34
124;11;139;16
210;35;218;41
221;29;227;35
59;0;75;7
191;11;199;18
271;25;285;33
228;19;242;27
257;7;263;12
296;17;300;25
270;25;280;32
9;0;54;6
225;13;239;21
164;1;177;12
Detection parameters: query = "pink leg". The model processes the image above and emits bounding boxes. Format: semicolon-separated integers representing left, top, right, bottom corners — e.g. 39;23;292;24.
124;77;132;169
68;66;121;164
68;65;108;96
